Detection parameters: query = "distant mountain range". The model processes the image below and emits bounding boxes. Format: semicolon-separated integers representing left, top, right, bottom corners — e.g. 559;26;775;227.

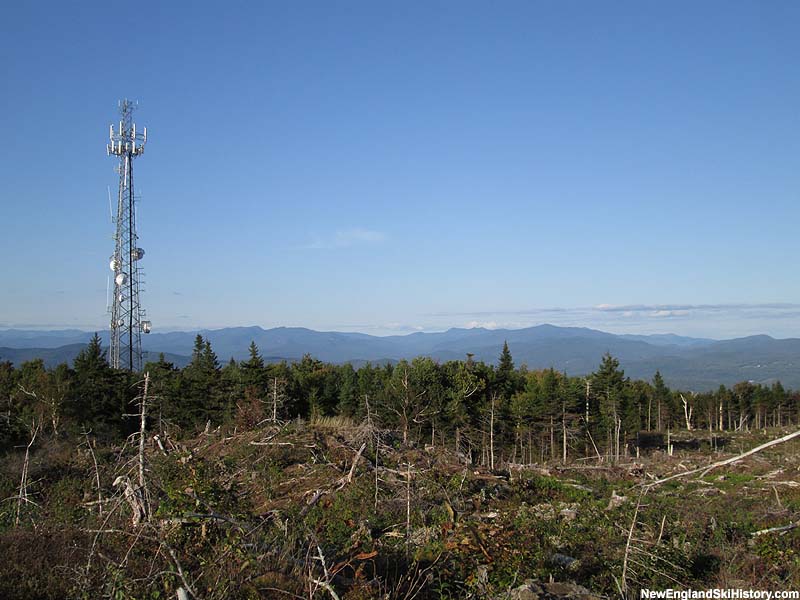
1;325;798;391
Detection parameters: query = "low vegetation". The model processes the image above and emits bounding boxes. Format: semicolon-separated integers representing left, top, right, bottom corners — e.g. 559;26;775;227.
1;336;799;598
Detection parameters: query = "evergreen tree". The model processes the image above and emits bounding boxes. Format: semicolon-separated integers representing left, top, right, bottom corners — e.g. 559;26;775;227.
0;360;24;448
241;341;267;394
203;340;219;372
496;341;516;398
190;334;205;364
68;333;125;437
591;353;628;452
244;341;264;369
445;360;485;451
336;363;359;417
143;353;181;427
651;371;671;430
180;335;223;426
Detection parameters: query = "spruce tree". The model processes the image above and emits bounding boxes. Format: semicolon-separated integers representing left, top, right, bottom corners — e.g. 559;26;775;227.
69;333;124;437
652;370;671;431
498;341;514;377
495;341;515;394
241;341;267;392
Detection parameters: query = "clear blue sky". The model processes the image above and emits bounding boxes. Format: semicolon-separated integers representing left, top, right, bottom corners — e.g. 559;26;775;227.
1;1;798;338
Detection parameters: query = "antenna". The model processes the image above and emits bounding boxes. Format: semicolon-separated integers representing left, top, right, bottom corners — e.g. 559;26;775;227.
107;99;150;371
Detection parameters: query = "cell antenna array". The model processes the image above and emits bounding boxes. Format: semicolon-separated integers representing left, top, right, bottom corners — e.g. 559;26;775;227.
107;99;151;371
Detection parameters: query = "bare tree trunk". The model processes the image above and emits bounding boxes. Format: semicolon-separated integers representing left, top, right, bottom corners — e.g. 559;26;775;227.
666;427;673;457
585;380;590;423
562;401;567;464
511;430;518;465
405;462;412;555
139;373;149;495
528;429;532;464
489;393;496;470
584;380;591;456
15;420;40;527
137;373;151;524
657;399;662;431
272;376;278;422
681;394;693;431
84;432;103;516
374;435;379;512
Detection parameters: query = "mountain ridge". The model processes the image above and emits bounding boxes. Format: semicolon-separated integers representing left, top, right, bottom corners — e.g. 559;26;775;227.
0;325;797;390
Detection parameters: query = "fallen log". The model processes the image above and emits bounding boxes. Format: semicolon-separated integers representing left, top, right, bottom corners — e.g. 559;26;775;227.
644;428;800;489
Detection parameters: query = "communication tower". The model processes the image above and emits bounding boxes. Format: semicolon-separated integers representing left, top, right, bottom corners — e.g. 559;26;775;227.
107;99;151;371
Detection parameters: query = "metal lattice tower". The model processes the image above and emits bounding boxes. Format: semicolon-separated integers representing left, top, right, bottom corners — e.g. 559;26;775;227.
107;99;151;371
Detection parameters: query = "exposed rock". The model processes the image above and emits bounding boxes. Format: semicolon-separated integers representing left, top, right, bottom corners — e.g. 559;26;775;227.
502;580;601;600
549;553;580;571
507;584;540;600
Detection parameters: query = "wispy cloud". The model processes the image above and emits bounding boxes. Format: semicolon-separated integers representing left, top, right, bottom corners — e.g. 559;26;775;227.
650;310;690;318
304;228;387;250
594;303;800;313
435;303;800;321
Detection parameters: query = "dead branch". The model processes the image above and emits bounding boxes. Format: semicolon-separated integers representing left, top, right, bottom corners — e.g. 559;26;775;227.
113;475;147;527
751;521;800;537
83;431;104;516
138;373;150;521
621;489;646;593
249;441;294;446
311;544;341;600
15;419;40;527
644;428;800;488
335;442;366;490
164;541;199;599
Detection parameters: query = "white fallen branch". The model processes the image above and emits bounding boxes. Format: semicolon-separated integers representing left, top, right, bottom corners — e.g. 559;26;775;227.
335;442;366;490
645;428;800;488
751;521;800;537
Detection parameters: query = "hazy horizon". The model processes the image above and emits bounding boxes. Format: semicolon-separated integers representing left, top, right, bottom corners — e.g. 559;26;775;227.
4;311;800;342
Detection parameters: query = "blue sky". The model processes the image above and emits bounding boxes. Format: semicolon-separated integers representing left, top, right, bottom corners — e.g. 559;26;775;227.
1;2;798;338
